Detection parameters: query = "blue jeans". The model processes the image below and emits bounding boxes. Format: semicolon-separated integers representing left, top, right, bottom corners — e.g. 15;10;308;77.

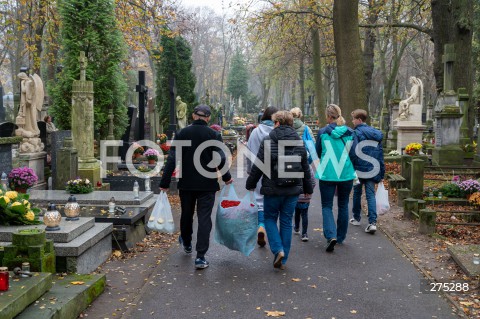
258;210;265;228
352;180;377;224
294;202;309;235
263;195;298;264
319;180;353;244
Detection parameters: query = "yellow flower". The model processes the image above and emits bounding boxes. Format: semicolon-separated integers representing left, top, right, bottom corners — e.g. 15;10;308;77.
25;211;35;221
1;196;10;204
23;199;31;209
11;202;22;207
5;191;18;200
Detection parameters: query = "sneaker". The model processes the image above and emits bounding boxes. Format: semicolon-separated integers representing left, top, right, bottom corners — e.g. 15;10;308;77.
365;223;377;234
257;226;267;247
326;238;337;252
349;218;361;226
194;257;209;269
178;235;192;254
294;228;300;234
301;234;309;242
280;264;286;270
273;251;284;269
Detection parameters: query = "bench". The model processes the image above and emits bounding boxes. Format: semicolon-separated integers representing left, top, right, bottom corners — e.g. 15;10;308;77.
386;173;406;189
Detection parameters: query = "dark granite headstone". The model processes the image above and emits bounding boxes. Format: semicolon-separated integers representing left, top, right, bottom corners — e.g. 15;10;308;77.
119;105;137;161
51;130;71;187
0;122;17;137
37;121;47;147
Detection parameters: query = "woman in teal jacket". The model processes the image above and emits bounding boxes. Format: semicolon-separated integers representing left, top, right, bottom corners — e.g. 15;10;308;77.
315;104;356;252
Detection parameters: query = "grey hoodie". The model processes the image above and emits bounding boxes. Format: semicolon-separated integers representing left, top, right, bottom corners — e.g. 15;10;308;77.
246;123;274;211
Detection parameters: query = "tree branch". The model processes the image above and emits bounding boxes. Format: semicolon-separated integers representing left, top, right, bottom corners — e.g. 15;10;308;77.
360;22;431;36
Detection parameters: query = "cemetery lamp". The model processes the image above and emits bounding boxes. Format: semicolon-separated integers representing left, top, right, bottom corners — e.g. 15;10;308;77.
109;197;116;214
145;176;151;192
133;180;140;200
64;195;80;221
0;172;7;190
44;203;61;231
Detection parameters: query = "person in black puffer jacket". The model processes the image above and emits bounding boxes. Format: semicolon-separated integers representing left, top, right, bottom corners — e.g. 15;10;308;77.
246;111;313;270
349;109;385;235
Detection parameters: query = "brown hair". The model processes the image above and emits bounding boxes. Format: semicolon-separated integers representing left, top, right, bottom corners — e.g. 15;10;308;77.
272;111;294;126
44;115;51;122
261;106;278;121
351;109;367;122
325;104;346;126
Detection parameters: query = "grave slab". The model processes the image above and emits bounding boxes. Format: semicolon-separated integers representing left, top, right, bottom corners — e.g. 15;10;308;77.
447;244;480;277
0;272;52;319
15;273;105;319
29;190;153;206
0;217;95;243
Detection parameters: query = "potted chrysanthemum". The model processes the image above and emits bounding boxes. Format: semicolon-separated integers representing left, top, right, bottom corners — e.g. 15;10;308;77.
8;167;38;193
144;148;160;164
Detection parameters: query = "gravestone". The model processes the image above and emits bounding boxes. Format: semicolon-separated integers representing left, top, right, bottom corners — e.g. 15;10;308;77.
432;44;464;165
119;105;137;161
37;120;47;148
51;130;72;188
0;122;20;175
54;137;78;189
71;51;101;185
135;70;147;141
0;86;5;122
0;121;17;137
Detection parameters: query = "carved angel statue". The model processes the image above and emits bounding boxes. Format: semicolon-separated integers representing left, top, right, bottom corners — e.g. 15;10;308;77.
397;76;423;120
16;72;45;153
176;96;187;130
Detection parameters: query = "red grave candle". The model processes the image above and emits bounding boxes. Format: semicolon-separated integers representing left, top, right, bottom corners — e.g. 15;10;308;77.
0;267;9;291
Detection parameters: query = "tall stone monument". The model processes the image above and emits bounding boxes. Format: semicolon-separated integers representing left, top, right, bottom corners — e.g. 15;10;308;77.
72;51;101;184
394;76;426;152
431;44;464;165
15;71;47;189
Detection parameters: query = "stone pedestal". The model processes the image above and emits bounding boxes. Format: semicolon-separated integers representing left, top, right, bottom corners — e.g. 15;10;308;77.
55;137;78;190
0;136;22;175
18;151;47;189
395;123;426;153
78;159;101;186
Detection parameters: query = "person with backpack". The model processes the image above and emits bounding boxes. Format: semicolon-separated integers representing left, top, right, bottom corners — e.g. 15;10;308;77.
349;109;385;234
291;107;316;241
246;106;278;247
315;104;356;253
246;111;313;270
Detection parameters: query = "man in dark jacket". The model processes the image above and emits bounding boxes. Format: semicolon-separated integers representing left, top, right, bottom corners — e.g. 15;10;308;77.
160;104;233;269
246;111;313;270
349;109;385;234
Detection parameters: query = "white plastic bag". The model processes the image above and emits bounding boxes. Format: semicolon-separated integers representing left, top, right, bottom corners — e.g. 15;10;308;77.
376;183;390;215
147;192;175;233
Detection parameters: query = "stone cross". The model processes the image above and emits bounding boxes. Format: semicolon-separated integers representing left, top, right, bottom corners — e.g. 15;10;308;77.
79;51;87;82
442;44;455;94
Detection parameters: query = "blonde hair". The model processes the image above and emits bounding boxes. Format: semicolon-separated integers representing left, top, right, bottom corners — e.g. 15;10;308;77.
325;104;345;126
272;111;294;126
290;107;302;118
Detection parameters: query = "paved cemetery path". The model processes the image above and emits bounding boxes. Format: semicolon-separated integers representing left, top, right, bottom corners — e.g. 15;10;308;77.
123;149;459;319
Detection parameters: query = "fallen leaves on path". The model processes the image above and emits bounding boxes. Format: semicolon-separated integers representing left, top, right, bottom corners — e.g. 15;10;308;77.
265;310;286;317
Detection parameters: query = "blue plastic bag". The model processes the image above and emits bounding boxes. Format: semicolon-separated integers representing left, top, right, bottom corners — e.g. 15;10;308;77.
214;185;258;256
302;128;318;164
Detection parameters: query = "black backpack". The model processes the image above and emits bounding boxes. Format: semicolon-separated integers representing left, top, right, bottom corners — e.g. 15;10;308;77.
273;146;304;187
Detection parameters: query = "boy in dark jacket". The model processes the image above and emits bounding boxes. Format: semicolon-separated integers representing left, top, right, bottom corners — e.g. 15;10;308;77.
349;109;385;234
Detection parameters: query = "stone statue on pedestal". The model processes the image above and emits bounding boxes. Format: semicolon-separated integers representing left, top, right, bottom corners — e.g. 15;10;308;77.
16;72;44;153
176;96;187;130
396;76;423;121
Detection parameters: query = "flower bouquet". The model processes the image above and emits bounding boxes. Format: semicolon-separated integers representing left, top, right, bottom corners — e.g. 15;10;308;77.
0;188;41;225
405;143;422;156
132;142;144;154
8;167;38;191
388;150;400;156
144;148;160;163
66;178;94;194
468;191;480;207
210;124;222;132
457;179;480;197
157;133;167;144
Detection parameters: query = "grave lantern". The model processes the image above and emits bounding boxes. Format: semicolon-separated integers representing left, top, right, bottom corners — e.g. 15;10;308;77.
145;176;151;192
133;180;139;199
64;194;80;221
109;197;116;214
1;172;7;190
44;203;61;231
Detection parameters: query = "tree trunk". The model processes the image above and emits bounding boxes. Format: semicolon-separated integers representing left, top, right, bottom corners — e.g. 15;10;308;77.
363;0;381;108
311;27;324;125
299;54;305;115
333;0;367;125
431;0;453;93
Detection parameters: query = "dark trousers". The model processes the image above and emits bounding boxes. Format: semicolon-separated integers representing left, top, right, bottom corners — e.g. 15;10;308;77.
179;190;216;258
294;202;310;235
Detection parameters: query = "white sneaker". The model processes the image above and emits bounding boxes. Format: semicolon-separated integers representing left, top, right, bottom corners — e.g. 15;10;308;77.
365;223;377;234
349;218;361;226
